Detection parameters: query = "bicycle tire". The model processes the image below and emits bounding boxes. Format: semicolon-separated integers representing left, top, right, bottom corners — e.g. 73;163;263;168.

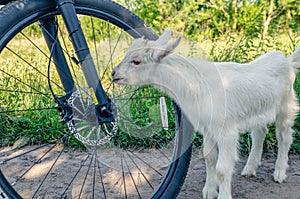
0;0;10;5
0;0;193;198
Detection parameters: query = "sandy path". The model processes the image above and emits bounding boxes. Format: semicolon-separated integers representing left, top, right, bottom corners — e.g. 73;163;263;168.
1;146;299;199
179;152;300;199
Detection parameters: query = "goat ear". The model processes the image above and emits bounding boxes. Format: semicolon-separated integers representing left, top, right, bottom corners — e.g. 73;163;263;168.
166;36;181;52
153;36;181;61
156;28;172;45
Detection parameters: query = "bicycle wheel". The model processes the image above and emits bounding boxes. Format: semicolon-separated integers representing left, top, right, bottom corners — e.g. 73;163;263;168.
0;0;193;198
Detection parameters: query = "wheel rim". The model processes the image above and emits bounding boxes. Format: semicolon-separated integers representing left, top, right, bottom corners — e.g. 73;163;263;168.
0;6;186;199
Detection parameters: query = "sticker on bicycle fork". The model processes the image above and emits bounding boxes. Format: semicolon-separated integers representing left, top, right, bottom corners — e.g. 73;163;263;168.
0;187;8;199
89;88;99;105
160;97;169;130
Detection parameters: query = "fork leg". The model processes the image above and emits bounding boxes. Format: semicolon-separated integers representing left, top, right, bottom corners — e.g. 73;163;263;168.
55;0;115;123
40;17;75;94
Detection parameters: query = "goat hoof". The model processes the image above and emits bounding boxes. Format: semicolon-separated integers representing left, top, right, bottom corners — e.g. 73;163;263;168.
202;186;218;199
274;169;287;183
241;166;256;178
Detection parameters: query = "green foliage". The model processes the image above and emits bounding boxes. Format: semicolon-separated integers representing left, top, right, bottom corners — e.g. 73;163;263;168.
0;110;65;146
20;0;300;41
1;0;300;155
119;0;299;40
112;86;177;150
193;132;203;147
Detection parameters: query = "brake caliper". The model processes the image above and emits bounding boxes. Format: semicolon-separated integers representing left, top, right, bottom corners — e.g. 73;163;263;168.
54;92;73;124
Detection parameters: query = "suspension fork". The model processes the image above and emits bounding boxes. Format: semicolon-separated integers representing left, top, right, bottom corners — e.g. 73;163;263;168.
40;0;114;124
39;18;75;94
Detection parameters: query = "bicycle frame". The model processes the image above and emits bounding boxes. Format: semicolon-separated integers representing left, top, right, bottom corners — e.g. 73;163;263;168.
40;0;114;124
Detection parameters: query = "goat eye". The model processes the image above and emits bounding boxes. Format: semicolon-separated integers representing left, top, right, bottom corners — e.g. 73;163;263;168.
131;60;141;66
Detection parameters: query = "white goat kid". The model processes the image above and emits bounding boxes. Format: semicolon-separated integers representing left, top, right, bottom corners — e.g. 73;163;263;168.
111;28;300;199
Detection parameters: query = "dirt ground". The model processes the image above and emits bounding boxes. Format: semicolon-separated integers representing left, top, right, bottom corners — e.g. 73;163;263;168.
178;151;300;199
1;146;299;199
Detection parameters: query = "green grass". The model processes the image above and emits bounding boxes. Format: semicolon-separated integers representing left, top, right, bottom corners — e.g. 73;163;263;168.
0;22;299;154
0;18;178;150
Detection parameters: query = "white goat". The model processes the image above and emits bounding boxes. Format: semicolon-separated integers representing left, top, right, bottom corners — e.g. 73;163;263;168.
111;28;300;199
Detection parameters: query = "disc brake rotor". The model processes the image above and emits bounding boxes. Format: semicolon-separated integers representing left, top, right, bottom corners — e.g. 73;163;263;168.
66;88;118;146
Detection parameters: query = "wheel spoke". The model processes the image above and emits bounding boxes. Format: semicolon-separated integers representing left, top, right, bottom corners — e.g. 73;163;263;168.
92;152;96;199
126;151;154;190
121;155;128;199
101;25;123;80
0;88;49;96
32;136;69;198
60;155;90;197
20;32;51;60
0;107;55;115
0;127;65;141
90;16;101;74
4;47;63;91
129;152;163;177
124;158;142;199
0;67;48;96
11;137;66;185
96;154;107;199
78;152;94;199
0;144;50;164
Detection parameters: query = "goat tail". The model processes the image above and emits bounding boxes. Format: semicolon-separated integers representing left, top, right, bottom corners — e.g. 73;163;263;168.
288;45;300;69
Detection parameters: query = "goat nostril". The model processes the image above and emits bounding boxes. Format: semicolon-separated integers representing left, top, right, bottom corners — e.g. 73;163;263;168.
111;70;116;77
